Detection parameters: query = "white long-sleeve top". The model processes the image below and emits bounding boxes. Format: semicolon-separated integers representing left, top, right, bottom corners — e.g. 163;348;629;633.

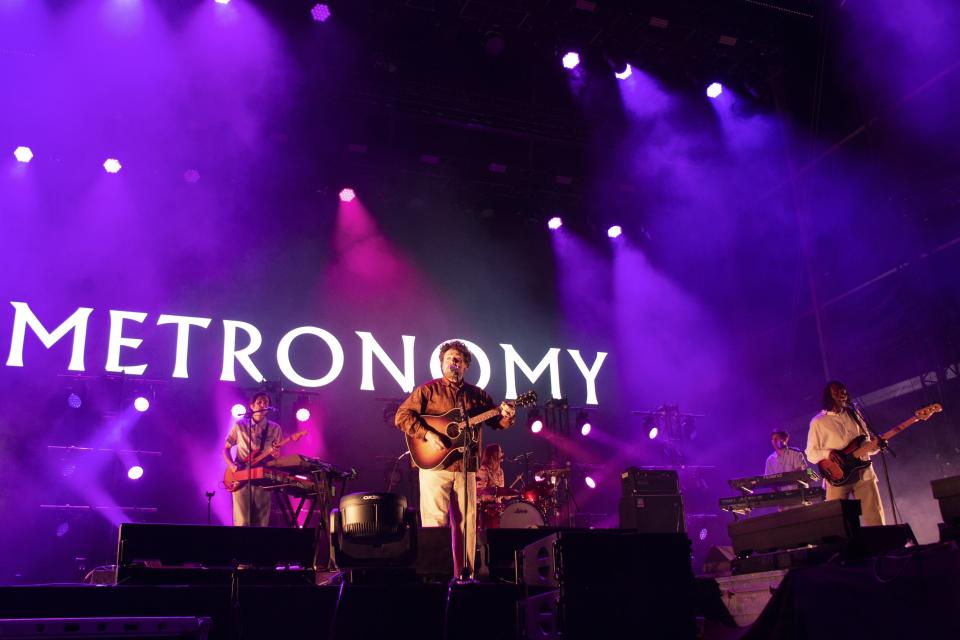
805;409;877;481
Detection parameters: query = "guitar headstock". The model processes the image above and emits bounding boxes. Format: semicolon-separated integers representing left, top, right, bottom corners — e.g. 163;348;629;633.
916;404;943;421
289;430;308;442
513;390;538;408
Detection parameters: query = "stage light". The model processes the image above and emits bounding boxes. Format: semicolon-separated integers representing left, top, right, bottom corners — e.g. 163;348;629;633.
607;225;622;238
614;64;632;80
103;158;122;174
699;527;709;541
706;82;723;99
293;407;309;422
648;426;658;440
293;394;311;422
339;188;356;202
528;408;543;434
231;403;246;419
584;476;596;489
562;51;580;70
127;465;144;480
214;0;230;5
547;217;563;230
133;396;150;412
310;3;331;21
576;411;591;436
56;522;70;537
67;392;82;410
14;146;33;163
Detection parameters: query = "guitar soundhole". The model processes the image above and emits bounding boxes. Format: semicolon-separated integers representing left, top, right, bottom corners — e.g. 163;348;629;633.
447;423;461;438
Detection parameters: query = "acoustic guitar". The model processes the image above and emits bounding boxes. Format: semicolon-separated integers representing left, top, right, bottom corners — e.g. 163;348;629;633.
405;390;537;470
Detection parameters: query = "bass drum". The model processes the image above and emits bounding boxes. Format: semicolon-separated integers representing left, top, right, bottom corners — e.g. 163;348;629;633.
498;499;546;528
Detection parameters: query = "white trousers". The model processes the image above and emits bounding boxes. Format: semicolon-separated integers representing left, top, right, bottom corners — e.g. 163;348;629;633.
419;468;477;577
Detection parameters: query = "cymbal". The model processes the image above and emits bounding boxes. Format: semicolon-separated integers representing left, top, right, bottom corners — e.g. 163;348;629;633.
478;486;521;497
537;468;570;476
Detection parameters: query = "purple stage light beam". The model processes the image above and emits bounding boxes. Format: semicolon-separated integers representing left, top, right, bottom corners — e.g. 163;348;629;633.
530;419;544;434
339;188;356;203
133;396;150;412
706;82;723;99
615;64;632;80
607;225;622;239
548;216;563;230
562;51;580;70
103;158;122;174
295;407;311;422
127;465;144;480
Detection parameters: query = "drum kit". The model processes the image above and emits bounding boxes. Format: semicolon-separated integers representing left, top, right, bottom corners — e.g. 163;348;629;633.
478;465;570;529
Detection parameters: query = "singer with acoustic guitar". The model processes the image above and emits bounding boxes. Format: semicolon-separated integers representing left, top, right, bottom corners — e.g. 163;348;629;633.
394;340;517;579
222;392;283;527
805;381;886;525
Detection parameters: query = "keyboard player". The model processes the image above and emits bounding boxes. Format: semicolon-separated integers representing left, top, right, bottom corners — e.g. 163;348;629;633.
763;428;809;509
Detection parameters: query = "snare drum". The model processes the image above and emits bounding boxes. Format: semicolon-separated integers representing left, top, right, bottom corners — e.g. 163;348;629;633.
498;499;546;528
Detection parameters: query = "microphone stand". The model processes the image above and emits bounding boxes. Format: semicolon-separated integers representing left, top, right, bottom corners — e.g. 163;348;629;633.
851;402;900;525
456;390;477;582
206;491;215;526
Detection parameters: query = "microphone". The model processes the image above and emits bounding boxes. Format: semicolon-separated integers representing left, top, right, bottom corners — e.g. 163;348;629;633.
248;406;277;413
509;451;534;462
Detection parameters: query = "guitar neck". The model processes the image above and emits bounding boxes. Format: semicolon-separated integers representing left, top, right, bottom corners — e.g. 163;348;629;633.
852;416;918;457
465;407;501;426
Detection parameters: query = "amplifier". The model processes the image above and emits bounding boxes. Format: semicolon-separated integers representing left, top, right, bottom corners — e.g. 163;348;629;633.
931;475;960;524
620;467;680;496
728;499;860;556
618;494;685;533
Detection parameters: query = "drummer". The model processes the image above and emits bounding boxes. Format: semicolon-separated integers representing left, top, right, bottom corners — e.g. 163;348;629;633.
477;444;506;502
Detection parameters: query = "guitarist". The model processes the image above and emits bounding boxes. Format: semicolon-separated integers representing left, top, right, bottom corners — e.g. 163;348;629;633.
394;341;516;578
222;392;283;527
805;381;885;525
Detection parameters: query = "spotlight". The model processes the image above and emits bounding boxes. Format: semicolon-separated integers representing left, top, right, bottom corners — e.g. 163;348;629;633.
310;3;331;21
584;476;596;489
214;0;230;5
294;395;311;422
614;64;632;80
67;392;82;410
339;188;356;202
562;51;580;70
576;411;591;436
127;465;144;480
699;527;709;541
231;403;246;419
14;146;33;163
648;426;659;440
547;216;563;230
133;396;150;412
56;522;70;537
706;82;723;99
103;158;122;174
528;408;543;434
607;225;622;239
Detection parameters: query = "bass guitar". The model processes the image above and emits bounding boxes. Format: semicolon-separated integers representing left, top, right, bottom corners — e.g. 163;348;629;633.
406;390;537;470
224;429;308;492
818;403;942;486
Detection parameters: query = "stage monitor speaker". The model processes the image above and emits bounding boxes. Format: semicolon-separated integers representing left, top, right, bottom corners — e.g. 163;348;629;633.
931;475;960;525
412;527;454;581
618;494;685;533
728;499;860;556
620;467;680;496
116;524;316;585
518;531;697;639
476;527;561;583
0;617;211;639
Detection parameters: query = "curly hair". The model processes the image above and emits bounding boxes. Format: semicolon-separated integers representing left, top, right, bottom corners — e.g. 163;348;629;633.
438;340;473;366
821;381;845;410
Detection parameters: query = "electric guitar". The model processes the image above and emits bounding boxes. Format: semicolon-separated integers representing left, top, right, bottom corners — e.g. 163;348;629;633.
224;430;308;492
405;390;538;470
817;404;942;486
